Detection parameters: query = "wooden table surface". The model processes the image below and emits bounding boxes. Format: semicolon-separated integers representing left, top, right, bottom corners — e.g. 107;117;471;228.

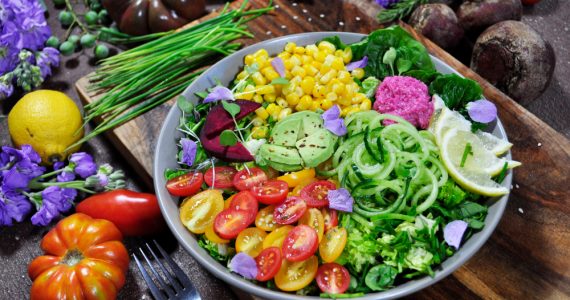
1;0;569;299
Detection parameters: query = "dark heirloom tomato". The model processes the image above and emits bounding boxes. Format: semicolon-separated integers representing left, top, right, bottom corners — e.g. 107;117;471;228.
301;180;337;207
316;263;350;294
101;0;206;36
204;166;237;189
166;172;203;196
28;214;129;300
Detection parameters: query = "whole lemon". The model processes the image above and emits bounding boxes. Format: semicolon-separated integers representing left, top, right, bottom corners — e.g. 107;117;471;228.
8;90;84;164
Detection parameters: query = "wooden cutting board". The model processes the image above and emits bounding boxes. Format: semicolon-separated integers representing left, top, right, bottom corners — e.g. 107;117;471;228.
75;0;570;299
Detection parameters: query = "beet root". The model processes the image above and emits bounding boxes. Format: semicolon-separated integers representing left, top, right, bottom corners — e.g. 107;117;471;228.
471;21;555;104
409;4;464;49
457;0;522;33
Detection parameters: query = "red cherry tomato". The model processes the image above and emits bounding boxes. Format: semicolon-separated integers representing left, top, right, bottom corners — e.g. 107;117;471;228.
233;167;268;191
273;196;307;225
213;209;251;239
255;247;282;281
204;166;237;189
300;180;336;207
321;208;338;232
282;225;318;262
229;190;258;224
316;263;350;294
252;180;289;205
165;172;204;197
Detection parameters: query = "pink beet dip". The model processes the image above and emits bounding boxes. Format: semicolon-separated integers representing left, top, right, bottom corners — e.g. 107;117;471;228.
373;76;434;129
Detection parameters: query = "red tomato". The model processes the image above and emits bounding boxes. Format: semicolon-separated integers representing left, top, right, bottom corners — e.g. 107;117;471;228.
233;167;268;191
321;208;338;232
522;0;541;5
166;172;204;197
316;263;350;294
300;180;336;207
252;180;289;205
282;225;318;262
255;247;282;281
76;189;165;236
213;209;251;239
229;190;258;224
273;196;307;225
204;166;237;189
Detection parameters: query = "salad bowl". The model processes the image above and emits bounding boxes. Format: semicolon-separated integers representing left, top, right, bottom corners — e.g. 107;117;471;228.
154;32;513;299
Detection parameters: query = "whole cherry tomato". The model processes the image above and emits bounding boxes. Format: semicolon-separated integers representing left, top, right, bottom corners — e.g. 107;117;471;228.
28;213;129;300
76;189;165;236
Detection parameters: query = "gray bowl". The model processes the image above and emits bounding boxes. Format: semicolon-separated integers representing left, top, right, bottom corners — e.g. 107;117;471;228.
154;32;512;299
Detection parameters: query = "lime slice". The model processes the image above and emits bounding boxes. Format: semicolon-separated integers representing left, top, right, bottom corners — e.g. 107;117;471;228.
439;128;519;197
475;131;513;156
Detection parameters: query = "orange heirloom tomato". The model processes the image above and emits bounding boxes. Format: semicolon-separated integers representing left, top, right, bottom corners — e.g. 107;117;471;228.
277;168;316;188
28;213;129;300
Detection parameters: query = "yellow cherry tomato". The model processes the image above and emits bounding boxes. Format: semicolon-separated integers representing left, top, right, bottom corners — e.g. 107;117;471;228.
255;205;282;231
275;256;318;291
319;226;347;263
298;208;325;242
205;222;229;244
224;194;235;209
290;177;317;196
263;225;294;249
179;189;224;234
277;169;316;188
236;227;268;257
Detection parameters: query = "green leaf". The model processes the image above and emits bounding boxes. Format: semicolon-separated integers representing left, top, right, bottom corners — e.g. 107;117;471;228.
176;95;194;113
270;77;289;85
195;91;208;99
382;47;397;66
320;36;348;50
221;100;241;117
219;130;238;146
163;168;187;181
396;58;412;74
429;73;482;111
245;62;259;74
365;265;398;291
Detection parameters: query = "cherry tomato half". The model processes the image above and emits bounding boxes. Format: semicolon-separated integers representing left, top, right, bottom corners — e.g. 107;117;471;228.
166;172;204;197
321;208;338;232
263;225;293;249
282;225;318;262
233;167;268;191
273;196;307;225
205;222;229;244
213;209;252;239
236;227;267;258
300;180;336;207
316;263;350;294
255;205;281;232
319;226;347;263
298;208;325;242
204;166;237;189
252;180;289;205
229;190;259;224
179;190;223;234
277;168;316;188
275;256;318;292
255;247;282;282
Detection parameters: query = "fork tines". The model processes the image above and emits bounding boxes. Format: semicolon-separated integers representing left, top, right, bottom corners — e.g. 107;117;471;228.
133;240;200;300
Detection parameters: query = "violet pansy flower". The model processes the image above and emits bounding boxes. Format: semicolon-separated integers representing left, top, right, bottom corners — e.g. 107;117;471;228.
328;188;353;212
466;99;497;123
180;138;197;166
346;56;368;71
321;105;347;136
444;220;468;249
229;252;257;279
203;86;234;103
271;57;286;78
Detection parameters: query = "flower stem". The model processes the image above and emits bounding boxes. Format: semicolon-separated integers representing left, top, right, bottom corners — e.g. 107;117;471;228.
64;0;88;33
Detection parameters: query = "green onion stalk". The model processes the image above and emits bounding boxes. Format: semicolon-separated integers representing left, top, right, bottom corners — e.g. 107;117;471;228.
68;1;273;149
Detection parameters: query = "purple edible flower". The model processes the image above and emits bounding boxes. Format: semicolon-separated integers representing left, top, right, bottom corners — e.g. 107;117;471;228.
322;104;340;121
57;171;75;183
270;57;286;78
0;189;31;225
466;99;497;123
30;186;77;226
321;105;347;136
0;80;13;99
229;252;258;279
0;0;51;51
376;0;400;8
0;42;18;75
70;152;97;179
328;188;353;212
203;86;234;103
346;56;368;71
180;138;197;166
444;220;468;249
36;47;60;78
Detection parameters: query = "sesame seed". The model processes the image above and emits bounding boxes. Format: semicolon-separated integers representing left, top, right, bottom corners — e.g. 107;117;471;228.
518;208;524;214
281;25;287;29
292;2;298;6
320;14;325;18
356;16;361;21
515;184;520;189
266;31;272;35
537;142;542;147
339;21;344;26
293;15;298;20
302;9;308;13
275;4;279;8
308;17;312;22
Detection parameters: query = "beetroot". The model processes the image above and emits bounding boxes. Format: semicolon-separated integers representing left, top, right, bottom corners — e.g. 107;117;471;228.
456;0;522;33
409;4;464;49
202;100;261;138
200;129;254;162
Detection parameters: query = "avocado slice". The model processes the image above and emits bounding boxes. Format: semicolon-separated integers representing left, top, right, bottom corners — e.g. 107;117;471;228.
296;128;335;168
269;117;302;147
268;160;304;172
258;144;303;166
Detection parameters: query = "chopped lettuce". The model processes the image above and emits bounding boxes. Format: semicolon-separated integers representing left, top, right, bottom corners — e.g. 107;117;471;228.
360;77;380;99
197;235;234;263
337;214;381;273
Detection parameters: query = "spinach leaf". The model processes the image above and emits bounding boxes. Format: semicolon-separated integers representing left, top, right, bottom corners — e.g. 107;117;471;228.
365;264;398;291
404;69;439;84
429;73;482;111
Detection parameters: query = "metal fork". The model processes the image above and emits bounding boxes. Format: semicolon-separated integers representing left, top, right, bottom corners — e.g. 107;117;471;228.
133;240;201;300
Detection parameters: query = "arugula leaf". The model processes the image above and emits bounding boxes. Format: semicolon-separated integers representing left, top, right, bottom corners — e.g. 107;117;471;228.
219;130;238;146
176;95;194;113
270;77;289;85
221;100;240;117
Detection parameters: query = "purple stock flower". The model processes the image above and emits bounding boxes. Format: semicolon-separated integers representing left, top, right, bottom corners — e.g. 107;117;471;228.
271;57;286;78
203;86;234;103
0;41;18;75
57;171;75;182
328;188;353;212
229;253;257;279
1;0;51;51
346;56;368;71
31;186;76;226
376;0;399;8
70;152;97;178
0;188;32;226
53;161;64;170
180;138;197;166
0;145;45;191
36;47;60;78
0;80;13;99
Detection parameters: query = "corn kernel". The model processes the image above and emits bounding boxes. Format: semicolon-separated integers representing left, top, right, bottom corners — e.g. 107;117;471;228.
345;106;360;116
285;42;297;53
261;66;280;81
291;65;306;77
321;99;333;110
278;108;292;121
266;103;280;115
304;64;318;77
283;82;296;95
236;70;248;80
255;107;269;120
254;49;269;59
305;44;318;56
332;82;345;95
352;93;367;104
326;92;338;102
360;98;372;111
284;59;295;70
252;126;268;139
313;51;327;63
301;55;313;65
291;54;302;66
253;56;267;68
351;68;365;79
342;48;353;64
312;85;326;99
294;46;306;55
337;70;351;83
343;83;357;98
286;93;300;106
235;85;255;100
252;117;264;127
253;94;263;103
320;70;337;85
252;72;267;85
244;54;255;65
332;57;344;71
297;95;312;110
278;52;291;60
310;101;321;111
334;49;344;57
256;85;275;95
277;97;289;108
318;41;336;54
264;93;277;103
311;61;323;69
301;77;316;94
